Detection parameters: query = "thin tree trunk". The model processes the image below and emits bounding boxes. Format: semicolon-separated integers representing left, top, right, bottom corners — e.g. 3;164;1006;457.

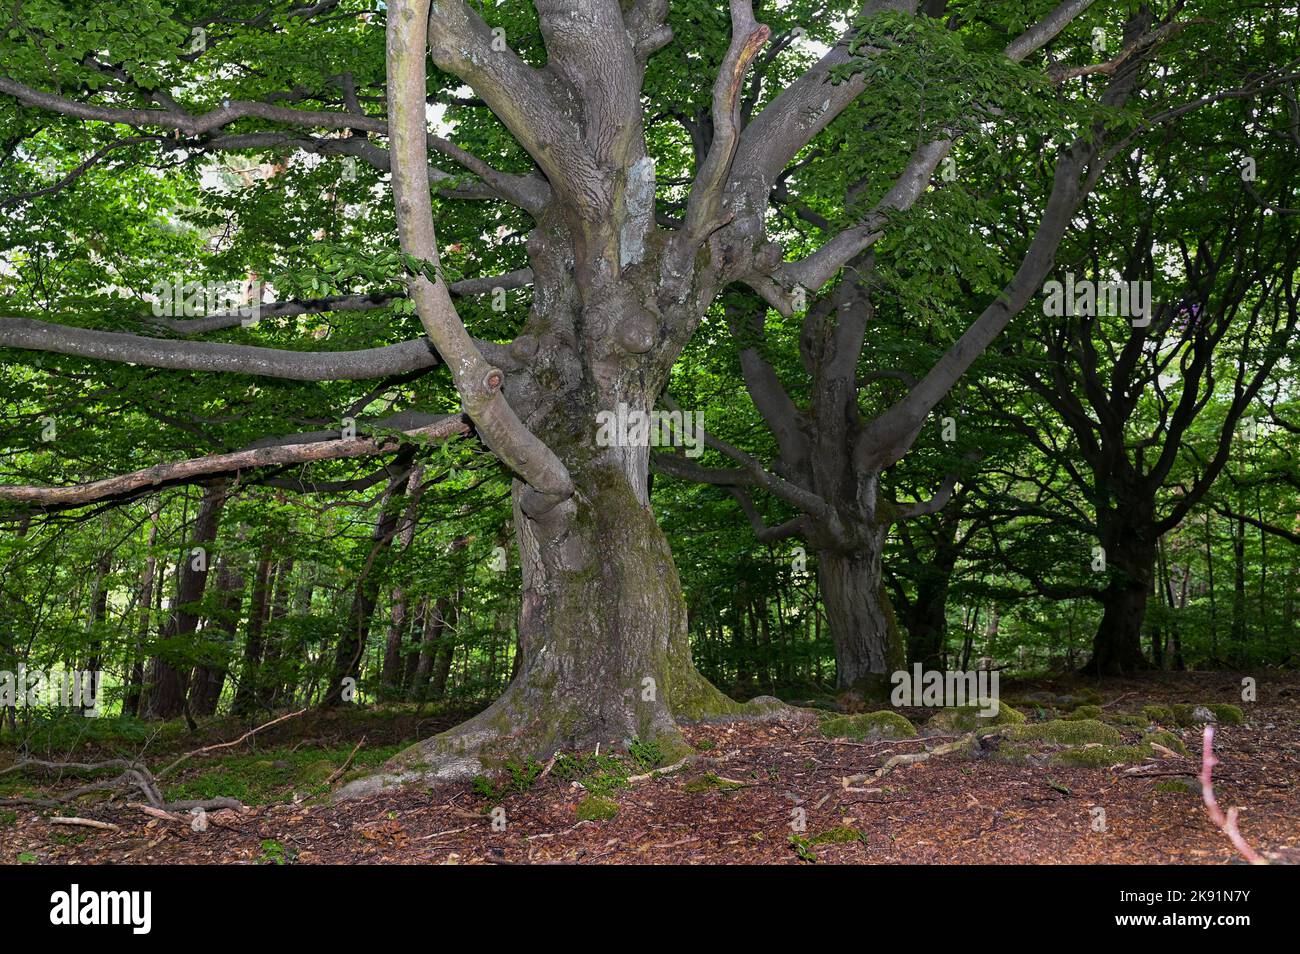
322;470;411;706
143;481;227;719
231;553;274;717
189;553;244;717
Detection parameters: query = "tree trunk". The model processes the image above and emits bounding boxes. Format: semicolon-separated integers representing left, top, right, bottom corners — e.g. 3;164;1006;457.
82;551;111;715
903;568;953;671
351;455;746;792
231;554;274;717
258;557;294;707
189;553;244;716
322;471;410;706
1085;538;1156;675
430;597;458;700
143;481;227;719
818;546;904;695
123;503;161;718
382;467;422;695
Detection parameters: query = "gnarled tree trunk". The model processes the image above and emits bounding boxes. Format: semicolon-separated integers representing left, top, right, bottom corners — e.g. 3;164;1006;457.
1085;535;1156;675
818;543;904;695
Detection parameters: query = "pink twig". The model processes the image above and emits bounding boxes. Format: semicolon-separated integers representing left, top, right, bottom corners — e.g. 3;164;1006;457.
1200;725;1267;865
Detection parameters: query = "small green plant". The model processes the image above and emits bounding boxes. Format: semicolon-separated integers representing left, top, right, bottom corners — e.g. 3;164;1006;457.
471;775;502;803
789;834;818;862
627;738;663;770
258;839;289;865
553;751;630;796
506;757;544;794
17;851;38;864
0;810;17;828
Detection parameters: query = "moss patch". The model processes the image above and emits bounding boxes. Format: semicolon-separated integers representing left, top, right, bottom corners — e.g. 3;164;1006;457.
683;772;744;793
1109;714;1147;728
575;794;620;821
1142;705;1175;723
1204;703;1245;725
1005;719;1122;746
1173;704;1225;727
820;710;917;741
926;700;1025;733
1063;705;1104;721
1143;729;1189;756
1155;777;1201;796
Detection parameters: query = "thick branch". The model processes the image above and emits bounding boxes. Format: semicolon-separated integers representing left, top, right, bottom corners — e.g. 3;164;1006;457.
0;316;441;380
0;417;468;509
387;0;572;504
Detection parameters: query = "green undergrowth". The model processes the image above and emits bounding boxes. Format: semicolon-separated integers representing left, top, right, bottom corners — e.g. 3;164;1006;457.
164;743;404;806
471;738;674;805
790;825;867;861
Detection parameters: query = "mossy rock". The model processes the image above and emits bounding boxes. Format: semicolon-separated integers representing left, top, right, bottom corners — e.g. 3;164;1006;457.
1142;704;1175;723
576;795;619;821
820;710;917;741
1109;714;1147;728
1062;705;1104;721
991;741;1041;765
1172;704;1220;727
926;700;1025;734
1143;729;1189;757
1052;744;1150;768
1005;719;1123;746
1204;703;1244;726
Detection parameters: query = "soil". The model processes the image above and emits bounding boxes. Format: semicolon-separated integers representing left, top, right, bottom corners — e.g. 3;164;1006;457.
3;672;1297;865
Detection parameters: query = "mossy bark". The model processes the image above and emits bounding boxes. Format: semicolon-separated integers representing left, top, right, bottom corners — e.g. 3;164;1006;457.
341;435;746;795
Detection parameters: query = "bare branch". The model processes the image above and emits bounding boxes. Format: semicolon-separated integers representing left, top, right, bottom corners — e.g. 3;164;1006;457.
0;418;468;509
387;0;572;505
0;316;441;380
683;1;771;243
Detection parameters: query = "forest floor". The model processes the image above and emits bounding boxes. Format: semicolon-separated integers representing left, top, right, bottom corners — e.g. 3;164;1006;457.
2;671;1297;865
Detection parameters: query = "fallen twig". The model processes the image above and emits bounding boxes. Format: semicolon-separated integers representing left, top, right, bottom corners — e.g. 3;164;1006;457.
325;735;366;787
50;816;120;832
158;708;308;778
627;756;691;784
1200;725;1268;865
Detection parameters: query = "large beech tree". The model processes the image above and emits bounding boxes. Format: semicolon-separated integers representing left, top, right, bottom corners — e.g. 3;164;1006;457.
2;0;1285;782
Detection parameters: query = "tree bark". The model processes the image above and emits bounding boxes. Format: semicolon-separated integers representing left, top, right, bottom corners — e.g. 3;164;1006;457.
258;557;294;707
1085;535;1156;675
818;545;905;695
357;452;746;791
